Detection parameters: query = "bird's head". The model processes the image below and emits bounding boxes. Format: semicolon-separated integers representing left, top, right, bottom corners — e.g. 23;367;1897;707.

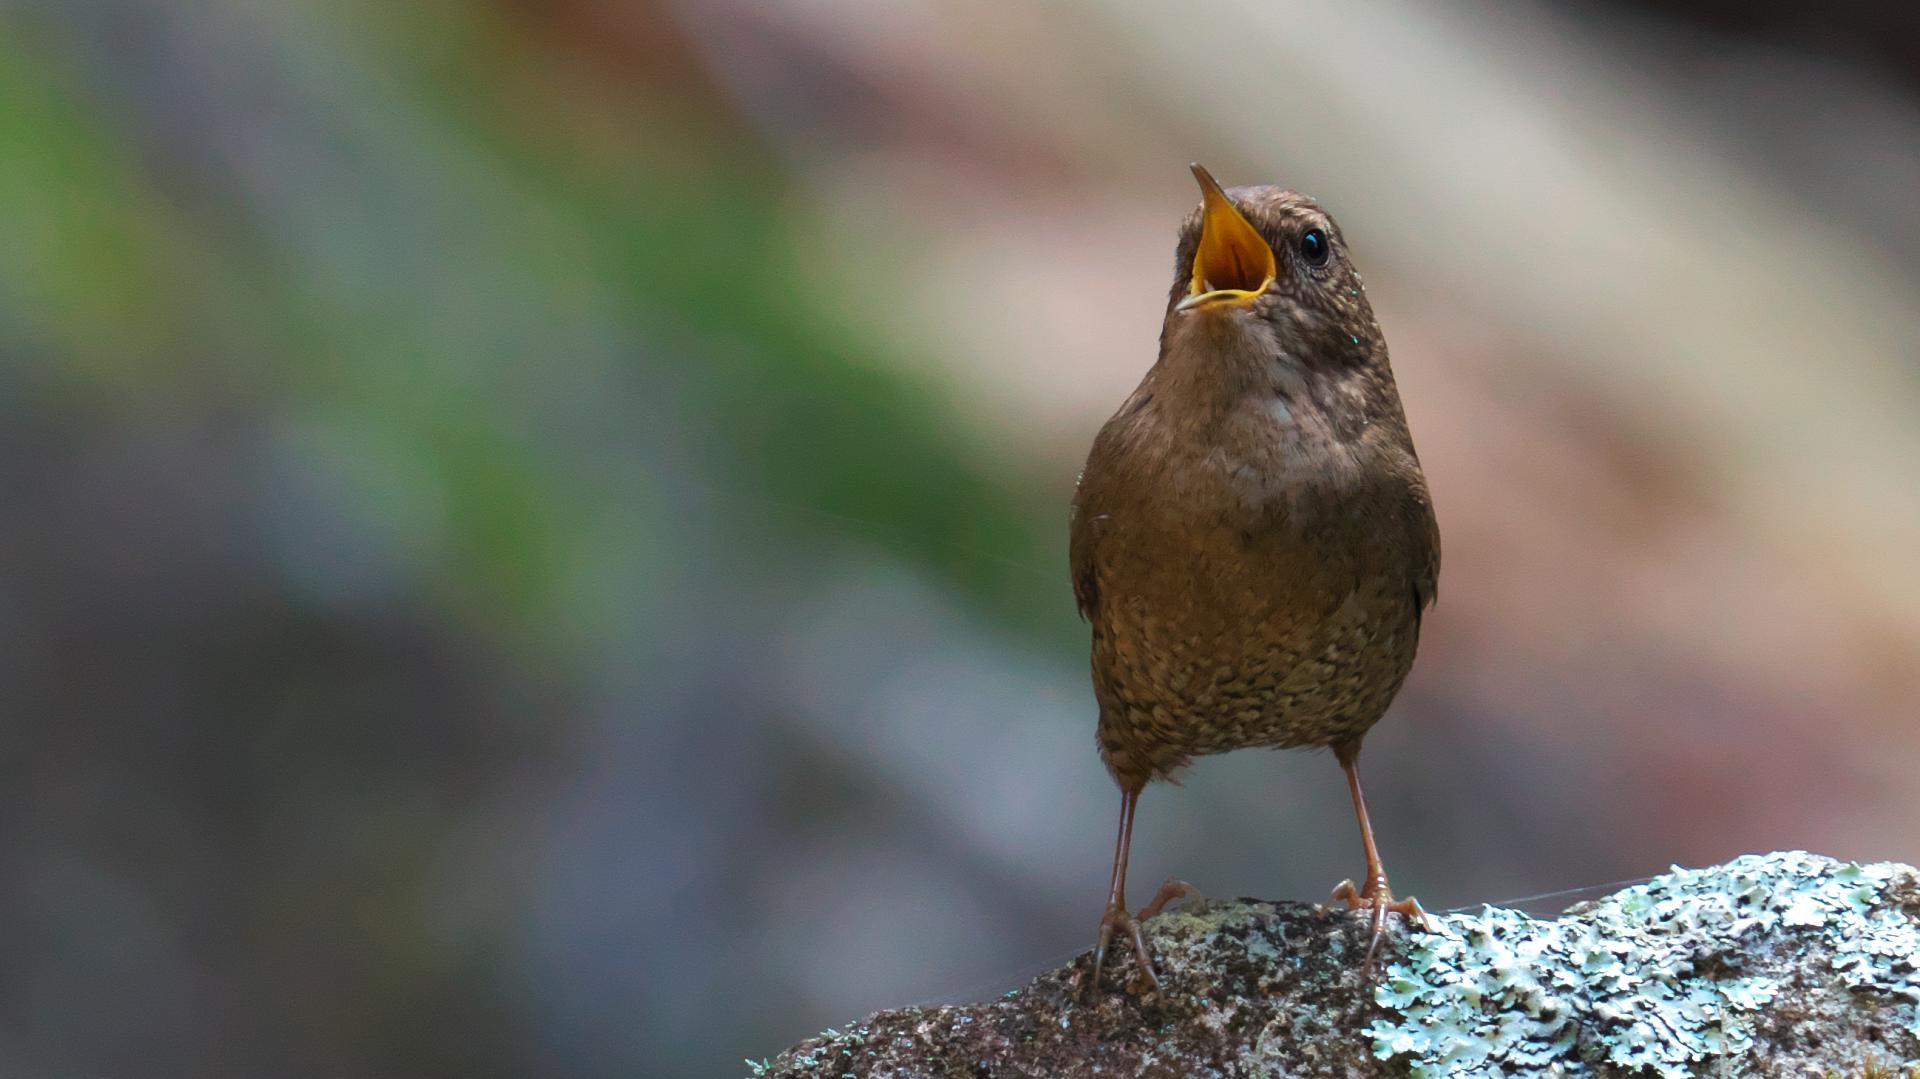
1161;165;1381;388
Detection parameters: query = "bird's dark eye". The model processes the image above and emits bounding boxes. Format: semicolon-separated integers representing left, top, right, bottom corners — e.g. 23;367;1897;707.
1298;228;1330;267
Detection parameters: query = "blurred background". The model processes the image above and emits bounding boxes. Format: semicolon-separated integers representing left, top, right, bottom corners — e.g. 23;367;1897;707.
4;0;1919;1075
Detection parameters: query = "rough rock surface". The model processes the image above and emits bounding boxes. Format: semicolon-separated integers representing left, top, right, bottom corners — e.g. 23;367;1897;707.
751;853;1920;1078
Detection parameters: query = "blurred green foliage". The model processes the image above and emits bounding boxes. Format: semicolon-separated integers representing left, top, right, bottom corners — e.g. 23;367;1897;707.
6;0;1071;652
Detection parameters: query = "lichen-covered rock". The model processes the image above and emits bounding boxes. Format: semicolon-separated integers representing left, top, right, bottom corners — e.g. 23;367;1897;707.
1373;852;1920;1077
753;853;1920;1078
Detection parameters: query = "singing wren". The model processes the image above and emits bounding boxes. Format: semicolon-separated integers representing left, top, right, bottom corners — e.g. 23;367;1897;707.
1070;165;1440;994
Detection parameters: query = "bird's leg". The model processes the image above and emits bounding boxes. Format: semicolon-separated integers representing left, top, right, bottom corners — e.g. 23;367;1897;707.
1084;787;1195;999
1087;786;1151;996
1327;738;1434;967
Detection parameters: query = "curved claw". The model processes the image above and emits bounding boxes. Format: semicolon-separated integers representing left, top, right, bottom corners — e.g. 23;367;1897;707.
1085;901;1161;999
1082;879;1200;1000
1136;877;1203;921
1329;877;1434;970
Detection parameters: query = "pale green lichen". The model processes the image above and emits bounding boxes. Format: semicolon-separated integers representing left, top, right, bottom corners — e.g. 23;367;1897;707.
1370;851;1920;1078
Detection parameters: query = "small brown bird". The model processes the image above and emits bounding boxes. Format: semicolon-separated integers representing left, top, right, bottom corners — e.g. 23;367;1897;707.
1071;165;1439;994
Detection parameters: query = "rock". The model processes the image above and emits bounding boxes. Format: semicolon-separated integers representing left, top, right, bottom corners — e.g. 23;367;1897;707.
750;852;1920;1078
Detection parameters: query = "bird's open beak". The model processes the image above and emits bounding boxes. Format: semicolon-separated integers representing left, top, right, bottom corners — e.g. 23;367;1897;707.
1176;164;1276;313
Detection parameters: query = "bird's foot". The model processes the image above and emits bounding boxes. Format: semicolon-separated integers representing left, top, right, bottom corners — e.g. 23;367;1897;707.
1328;876;1436;969
1081;878;1201;1000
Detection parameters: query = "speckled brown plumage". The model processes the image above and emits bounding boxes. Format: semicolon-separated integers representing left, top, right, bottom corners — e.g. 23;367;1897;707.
1072;168;1439;997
